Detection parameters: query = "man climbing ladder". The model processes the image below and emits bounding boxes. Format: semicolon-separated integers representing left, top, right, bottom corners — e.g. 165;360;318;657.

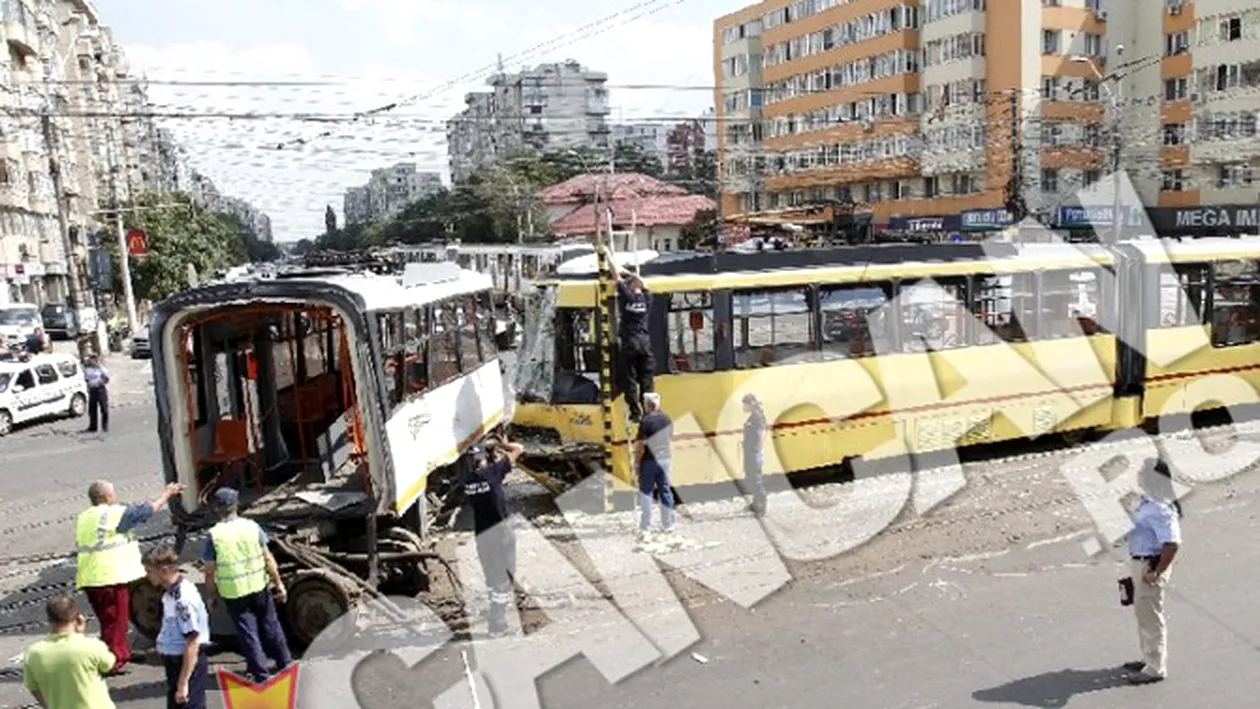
606;247;654;422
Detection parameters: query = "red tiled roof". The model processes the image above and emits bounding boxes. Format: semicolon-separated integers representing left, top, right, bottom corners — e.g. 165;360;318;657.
549;194;716;235
536;173;688;205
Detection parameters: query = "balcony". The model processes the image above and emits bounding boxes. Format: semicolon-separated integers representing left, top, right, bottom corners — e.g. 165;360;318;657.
4;21;36;57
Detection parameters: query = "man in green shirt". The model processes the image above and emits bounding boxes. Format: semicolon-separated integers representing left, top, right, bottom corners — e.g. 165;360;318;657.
22;595;116;709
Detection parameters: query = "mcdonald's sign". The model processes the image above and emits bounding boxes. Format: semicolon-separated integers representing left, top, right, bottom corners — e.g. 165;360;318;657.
126;228;147;255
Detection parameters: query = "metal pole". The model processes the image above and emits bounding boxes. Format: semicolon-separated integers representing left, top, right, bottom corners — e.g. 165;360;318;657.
39;115;86;312
1111;81;1123;244
113;208;138;331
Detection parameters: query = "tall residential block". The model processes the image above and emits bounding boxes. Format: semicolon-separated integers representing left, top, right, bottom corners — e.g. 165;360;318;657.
341;162;443;226
713;0;1260;230
446;61;610;183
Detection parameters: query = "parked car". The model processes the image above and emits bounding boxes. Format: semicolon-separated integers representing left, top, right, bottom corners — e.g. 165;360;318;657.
0;352;88;436
0;304;40;351
131;330;150;359
40;303;78;339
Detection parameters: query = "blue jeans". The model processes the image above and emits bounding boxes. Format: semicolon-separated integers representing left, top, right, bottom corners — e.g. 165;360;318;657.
224;589;293;680
638;458;675;531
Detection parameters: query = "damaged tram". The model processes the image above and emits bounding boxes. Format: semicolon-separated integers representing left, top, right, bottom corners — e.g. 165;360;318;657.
137;261;506;646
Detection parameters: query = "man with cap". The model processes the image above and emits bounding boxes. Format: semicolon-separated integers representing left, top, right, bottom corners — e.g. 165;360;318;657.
74;479;184;676
463;434;524;636
200;488;292;682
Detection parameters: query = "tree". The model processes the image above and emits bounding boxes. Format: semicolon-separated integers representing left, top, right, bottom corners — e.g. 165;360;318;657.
679;209;719;250
667;148;717;199
103;191;250;302
292;239;315;255
325;205;337;234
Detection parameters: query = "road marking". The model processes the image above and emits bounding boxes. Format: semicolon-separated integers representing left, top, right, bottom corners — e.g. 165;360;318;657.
1026;530;1091;549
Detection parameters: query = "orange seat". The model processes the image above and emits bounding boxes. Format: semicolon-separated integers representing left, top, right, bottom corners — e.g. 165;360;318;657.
203;419;250;463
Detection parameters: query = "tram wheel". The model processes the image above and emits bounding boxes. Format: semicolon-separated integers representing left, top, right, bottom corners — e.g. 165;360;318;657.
284;570;356;650
129;580;164;640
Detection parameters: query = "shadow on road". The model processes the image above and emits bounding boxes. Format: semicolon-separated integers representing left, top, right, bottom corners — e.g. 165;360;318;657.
972;666;1134;707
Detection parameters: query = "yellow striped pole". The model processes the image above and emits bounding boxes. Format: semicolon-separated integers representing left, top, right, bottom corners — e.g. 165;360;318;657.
594;201;617;514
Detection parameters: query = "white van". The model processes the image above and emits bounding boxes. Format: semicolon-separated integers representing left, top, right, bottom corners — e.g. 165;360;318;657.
0;304;40;350
0;352;88;436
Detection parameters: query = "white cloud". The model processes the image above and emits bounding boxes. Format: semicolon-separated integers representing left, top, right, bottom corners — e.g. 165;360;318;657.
329;0;510;43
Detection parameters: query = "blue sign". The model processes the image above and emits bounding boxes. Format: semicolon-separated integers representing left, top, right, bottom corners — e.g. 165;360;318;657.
1056;205;1146;228
961;209;1015;231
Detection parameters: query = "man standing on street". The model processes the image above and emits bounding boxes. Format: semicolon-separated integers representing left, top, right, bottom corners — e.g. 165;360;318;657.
636;392;676;543
75;480;184;676
1123;458;1182;685
463;435;524;636
143;545;210;709
607;248;654;421
82;353;110;433
201;488;292;682
25;327;49;355
22;596;117;709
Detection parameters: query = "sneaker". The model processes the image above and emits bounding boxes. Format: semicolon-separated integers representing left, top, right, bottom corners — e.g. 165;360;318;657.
1122;661;1145;672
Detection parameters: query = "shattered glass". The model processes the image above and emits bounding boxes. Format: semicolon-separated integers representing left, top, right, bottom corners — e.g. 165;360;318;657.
514;286;557;403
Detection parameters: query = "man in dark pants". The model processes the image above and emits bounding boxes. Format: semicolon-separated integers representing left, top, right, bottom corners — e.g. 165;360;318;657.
201;488;292;682
82;353;109;433
464;435;524;636
636;392;676;544
143;545;211;709
741;393;768;517
608;248;653;421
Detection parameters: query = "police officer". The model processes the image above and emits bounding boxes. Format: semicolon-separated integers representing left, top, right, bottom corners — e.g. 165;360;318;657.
1123;458;1182;685
200;488;292;682
463;435;524;636
607;248;653;421
82;354;110;434
74;479;184;676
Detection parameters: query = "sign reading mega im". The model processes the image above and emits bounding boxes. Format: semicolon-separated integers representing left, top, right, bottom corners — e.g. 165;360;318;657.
1160;205;1260;232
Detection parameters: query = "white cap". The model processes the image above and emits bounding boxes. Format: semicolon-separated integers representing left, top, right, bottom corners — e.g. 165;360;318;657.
643;392;661;409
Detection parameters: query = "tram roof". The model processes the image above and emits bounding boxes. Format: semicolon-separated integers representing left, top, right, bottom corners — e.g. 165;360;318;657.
158;263;494;316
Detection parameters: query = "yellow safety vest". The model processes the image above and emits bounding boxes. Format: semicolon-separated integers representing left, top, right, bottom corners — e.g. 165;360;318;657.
209;517;268;600
74;504;145;589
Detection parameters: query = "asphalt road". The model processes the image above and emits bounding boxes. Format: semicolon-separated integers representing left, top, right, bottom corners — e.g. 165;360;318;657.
2;379;1260;707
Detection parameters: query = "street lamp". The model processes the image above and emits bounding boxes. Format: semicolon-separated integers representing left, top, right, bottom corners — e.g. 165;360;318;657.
1071;50;1125;243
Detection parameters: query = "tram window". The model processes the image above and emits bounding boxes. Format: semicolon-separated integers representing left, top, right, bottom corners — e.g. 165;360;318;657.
898;280;968;353
434;301;461;384
1210;260;1260;347
733;287;814;368
972;274;1035;344
1040;269;1106;339
405;307;429;395
667;291;716;372
818;283;892;359
1159;265;1208;327
459;295;481;369
377;312;406;407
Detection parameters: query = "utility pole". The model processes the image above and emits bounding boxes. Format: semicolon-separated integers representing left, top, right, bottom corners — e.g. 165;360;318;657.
105;122;138;332
40;115;86;309
1003;90;1028;223
1109;82;1124;245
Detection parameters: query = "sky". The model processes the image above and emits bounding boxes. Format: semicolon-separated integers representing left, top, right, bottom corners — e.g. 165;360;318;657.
95;0;734;242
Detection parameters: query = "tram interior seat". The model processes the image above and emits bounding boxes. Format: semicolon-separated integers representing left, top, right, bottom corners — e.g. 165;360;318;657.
185;306;363;505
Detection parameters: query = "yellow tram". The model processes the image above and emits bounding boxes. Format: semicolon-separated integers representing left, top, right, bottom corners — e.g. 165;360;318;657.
510;237;1260;495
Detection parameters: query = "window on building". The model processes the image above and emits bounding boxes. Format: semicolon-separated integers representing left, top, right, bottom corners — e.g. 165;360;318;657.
1084;170;1101;187
1042;168;1060;192
377;312;407;408
1162;169;1185;191
1165;31;1188;55
1040;269;1106;338
668;291;715;372
433;301;460;385
899;280;968;352
1164;77;1187;100
924;175;939;198
1211;260;1260;346
1218;162;1254;187
1042;29;1061;54
818;283;892;359
1084;33;1103;56
733;287;813;367
1159;265;1207;327
1041;76;1058;99
972;274;1035;343
1163;123;1185;145
1221;16;1243;42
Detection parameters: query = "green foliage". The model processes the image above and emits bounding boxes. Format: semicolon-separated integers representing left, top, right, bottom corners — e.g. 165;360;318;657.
679;209;718;250
100;190;272;303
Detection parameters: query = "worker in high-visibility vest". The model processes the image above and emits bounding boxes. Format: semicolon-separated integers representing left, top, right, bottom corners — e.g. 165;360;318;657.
74;479;185;676
201;488;291;682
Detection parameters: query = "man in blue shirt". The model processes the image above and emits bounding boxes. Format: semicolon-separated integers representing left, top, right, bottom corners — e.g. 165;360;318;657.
82;354;110;433
143;545;211;709
1123;458;1182;684
636;393;675;542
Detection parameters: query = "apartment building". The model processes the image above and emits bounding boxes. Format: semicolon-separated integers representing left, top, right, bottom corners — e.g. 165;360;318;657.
714;0;1260;234
446;61;611;182
341;162;443;226
0;0;197;306
612;122;671;168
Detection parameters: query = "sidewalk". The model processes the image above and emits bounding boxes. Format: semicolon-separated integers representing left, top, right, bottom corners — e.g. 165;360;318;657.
52;341;154;407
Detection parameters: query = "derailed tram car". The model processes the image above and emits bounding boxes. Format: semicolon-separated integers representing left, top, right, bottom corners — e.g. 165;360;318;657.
137;261;505;646
511;237;1260;499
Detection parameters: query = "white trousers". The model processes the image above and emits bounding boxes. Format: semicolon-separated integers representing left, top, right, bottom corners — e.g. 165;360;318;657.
1132;558;1170;677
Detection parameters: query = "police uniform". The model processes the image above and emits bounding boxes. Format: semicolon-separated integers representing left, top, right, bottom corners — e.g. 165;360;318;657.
463;447;516;635
616;279;654;420
82;361;109;433
158;575;210;709
1127;494;1181;681
74;502;150;673
202;488;292;681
